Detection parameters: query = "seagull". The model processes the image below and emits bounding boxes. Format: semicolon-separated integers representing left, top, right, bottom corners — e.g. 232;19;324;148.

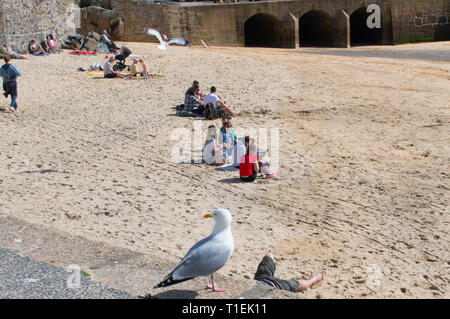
154;208;234;292
144;28;186;50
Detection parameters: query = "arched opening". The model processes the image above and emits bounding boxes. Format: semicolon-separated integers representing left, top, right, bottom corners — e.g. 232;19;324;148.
244;14;283;48
299;11;333;47
350;7;382;46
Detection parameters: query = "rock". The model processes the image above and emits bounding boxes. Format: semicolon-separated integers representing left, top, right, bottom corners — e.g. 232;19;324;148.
77;6;124;40
84;37;99;52
110;18;124;40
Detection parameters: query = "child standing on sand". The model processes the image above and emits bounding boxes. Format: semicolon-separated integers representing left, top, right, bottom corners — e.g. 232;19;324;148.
0;55;21;111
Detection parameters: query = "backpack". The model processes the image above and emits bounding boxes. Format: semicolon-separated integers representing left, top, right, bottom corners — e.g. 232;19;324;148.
205;102;219;120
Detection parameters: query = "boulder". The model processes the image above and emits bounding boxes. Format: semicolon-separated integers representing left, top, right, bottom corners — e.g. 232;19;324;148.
77;6;124;40
110;18;124;40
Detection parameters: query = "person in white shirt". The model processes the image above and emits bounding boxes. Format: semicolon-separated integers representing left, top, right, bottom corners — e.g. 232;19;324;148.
104;56;125;78
100;30;120;52
204;86;238;116
203;125;226;165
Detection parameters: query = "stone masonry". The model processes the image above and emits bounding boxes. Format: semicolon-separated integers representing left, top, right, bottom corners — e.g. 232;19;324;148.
0;0;78;53
107;0;449;48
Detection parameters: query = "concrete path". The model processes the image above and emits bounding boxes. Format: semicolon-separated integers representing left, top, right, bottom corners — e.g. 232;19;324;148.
296;47;450;62
0;247;134;299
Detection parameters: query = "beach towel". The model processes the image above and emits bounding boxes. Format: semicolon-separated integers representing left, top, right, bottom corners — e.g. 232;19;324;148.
176;109;204;117
71;51;95;55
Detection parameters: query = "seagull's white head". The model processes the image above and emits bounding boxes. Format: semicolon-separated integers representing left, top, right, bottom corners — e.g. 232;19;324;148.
204;208;232;233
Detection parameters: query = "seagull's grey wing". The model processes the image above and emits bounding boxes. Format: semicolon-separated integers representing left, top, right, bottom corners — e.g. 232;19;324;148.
172;236;233;279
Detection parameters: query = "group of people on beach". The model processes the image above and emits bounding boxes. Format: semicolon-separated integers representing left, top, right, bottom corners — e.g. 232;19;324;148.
182;80;275;182
103;55;149;79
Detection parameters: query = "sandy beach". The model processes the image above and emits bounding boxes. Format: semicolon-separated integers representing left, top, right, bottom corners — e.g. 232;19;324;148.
0;41;448;298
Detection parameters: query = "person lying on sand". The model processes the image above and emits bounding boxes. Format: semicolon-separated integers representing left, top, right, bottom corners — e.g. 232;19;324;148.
254;253;325;292
1;47;29;60
104;56;125;78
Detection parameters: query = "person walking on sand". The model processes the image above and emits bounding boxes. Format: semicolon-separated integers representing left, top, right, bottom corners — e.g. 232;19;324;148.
254;253;325;292
1;55;21;111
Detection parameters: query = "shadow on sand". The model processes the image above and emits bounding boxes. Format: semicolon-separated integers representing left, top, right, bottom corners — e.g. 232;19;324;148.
153;289;199;299
218;178;242;184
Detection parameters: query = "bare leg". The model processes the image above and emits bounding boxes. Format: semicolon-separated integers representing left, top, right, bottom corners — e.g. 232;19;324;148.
297;270;325;291
206;274;226;292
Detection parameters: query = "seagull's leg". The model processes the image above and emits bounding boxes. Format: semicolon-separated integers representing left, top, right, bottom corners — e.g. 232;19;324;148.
210;274;226;292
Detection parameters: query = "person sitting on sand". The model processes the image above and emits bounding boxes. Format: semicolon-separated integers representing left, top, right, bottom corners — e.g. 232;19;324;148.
139;58;149;78
185;80;202;105
254;253;325;292
204;86;238;117
129;58;139;77
185;87;205;115
100;30;120;52
28;40;47;56
1;47;28;60
219;119;236;160
203;125;226;165
104;56;125;78
239;138;262;182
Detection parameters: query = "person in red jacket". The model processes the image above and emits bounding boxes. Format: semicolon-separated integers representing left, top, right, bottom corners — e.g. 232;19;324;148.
239;137;260;182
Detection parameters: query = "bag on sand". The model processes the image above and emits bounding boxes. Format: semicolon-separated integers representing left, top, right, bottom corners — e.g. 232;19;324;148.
205;103;231;120
204;102;217;120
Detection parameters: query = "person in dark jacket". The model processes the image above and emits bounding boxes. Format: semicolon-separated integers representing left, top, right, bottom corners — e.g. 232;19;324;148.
0;55;21;111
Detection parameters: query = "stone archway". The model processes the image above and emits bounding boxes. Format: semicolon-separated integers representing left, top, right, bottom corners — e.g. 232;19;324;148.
244;13;283;48
350;7;382;46
299;10;334;47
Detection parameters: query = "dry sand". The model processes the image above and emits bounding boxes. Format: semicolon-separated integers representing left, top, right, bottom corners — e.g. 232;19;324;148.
0;41;449;298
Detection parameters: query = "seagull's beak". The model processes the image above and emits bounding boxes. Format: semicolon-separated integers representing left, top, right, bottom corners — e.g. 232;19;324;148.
203;213;212;218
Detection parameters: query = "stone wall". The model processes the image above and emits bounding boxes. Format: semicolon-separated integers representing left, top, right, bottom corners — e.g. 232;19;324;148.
109;0;393;48
391;0;450;43
103;0;448;47
0;0;78;53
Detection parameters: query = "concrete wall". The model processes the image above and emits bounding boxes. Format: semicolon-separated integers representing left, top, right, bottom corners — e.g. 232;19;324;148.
107;0;448;48
0;0;78;53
